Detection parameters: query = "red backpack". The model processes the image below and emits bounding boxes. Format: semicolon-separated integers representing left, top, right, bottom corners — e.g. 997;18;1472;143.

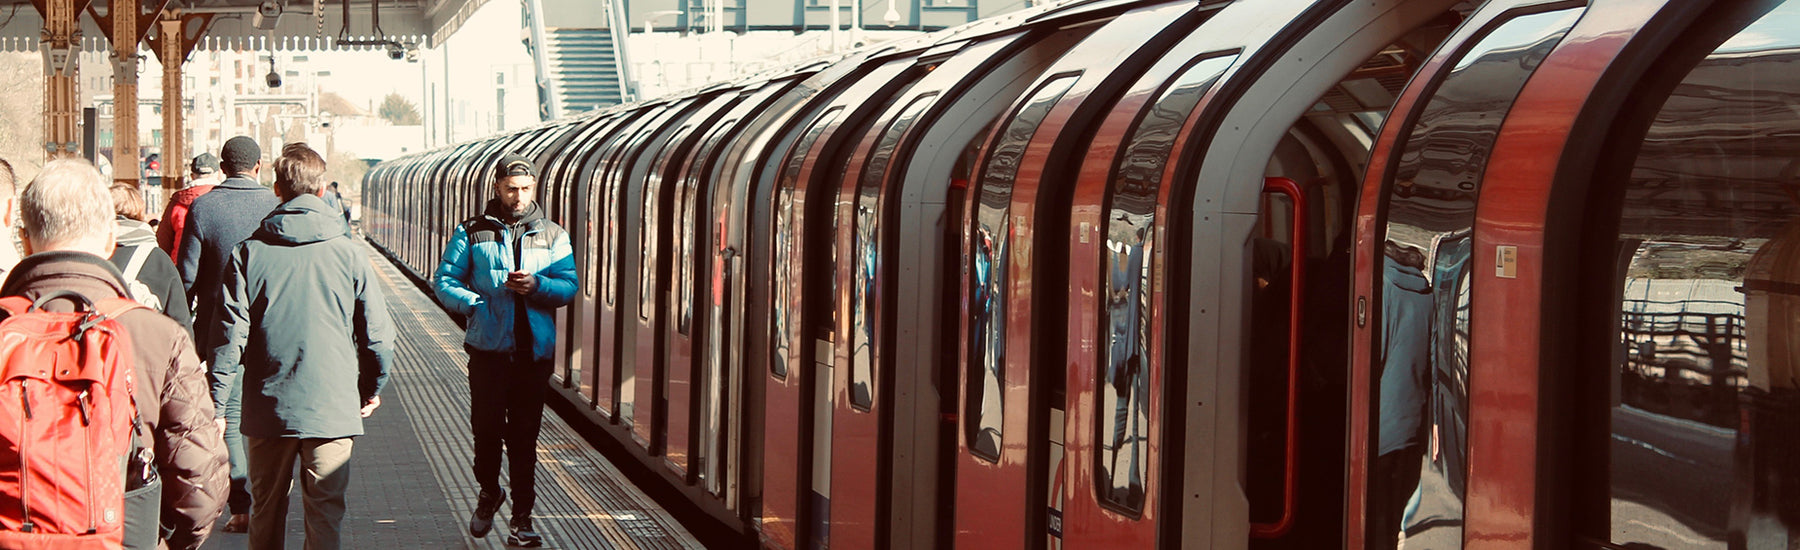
0;290;149;549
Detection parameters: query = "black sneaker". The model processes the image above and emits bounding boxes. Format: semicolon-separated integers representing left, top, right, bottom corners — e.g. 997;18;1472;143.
507;519;543;548
469;489;505;538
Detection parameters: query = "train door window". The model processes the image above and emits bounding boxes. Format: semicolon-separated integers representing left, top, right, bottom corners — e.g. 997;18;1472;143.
1093;53;1236;514
967;74;1079;462
642;122;697;321
1370;7;1582;549
771;107;845;380
846;93;936;411
580;120;623;302
1579;3;1800;548
679;119;740;336
578;118;618;300
603;114;662;309
587;159;603;300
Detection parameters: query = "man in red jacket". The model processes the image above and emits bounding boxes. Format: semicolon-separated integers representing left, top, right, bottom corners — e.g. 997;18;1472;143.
157;152;224;260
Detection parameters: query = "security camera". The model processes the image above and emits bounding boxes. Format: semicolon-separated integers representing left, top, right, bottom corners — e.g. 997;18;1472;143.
387;43;405;61
266;69;282;88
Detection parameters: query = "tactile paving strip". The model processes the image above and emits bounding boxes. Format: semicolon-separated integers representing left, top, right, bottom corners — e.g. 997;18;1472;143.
364;240;703;550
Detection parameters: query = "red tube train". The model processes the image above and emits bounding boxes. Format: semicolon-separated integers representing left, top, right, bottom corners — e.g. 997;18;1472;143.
362;0;1800;547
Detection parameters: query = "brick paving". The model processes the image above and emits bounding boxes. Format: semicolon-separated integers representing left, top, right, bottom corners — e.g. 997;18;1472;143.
199;239;701;550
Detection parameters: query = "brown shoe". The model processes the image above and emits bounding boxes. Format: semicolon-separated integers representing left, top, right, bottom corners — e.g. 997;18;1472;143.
223;513;249;533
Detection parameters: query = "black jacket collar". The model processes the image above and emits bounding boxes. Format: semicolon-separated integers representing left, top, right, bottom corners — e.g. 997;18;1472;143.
218;175;265;191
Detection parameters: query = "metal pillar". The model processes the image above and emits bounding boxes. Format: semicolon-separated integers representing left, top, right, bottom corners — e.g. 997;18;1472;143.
148;12;208;194
158;16;180;191
111;0;139;187
603;0;634;102
36;0;82;161
523;0;562;118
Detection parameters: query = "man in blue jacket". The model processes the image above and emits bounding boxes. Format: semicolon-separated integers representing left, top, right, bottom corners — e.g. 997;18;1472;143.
433;153;576;547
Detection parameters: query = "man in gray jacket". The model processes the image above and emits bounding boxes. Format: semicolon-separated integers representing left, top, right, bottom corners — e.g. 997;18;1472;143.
212;142;394;550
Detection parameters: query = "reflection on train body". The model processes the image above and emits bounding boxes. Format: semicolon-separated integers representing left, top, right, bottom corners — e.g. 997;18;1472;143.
1581;3;1800;547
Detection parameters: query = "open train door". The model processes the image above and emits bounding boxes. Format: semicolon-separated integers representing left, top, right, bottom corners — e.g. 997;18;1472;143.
1559;2;1800;546
1346;0;1719;547
1030;0;1475;546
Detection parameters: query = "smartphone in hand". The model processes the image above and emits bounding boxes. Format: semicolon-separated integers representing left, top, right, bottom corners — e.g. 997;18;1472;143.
505;271;534;294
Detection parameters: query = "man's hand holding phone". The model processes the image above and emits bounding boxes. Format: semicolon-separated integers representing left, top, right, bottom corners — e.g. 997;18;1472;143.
504;270;538;295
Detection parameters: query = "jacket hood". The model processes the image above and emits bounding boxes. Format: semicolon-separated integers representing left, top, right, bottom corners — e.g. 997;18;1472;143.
0;250;132;299
257;194;350;245
115;217;157;247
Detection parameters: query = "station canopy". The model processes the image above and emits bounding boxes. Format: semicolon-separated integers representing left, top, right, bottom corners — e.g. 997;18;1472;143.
0;0;492;53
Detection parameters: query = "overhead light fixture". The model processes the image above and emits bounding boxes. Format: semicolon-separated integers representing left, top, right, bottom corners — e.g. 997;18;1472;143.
253;0;282;31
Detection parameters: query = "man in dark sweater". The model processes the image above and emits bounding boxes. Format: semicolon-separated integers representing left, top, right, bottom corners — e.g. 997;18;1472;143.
176;135;280;533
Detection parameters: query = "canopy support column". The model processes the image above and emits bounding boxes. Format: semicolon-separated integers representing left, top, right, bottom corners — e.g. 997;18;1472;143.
148;11;208;194
109;0;139;187
33;0;83;161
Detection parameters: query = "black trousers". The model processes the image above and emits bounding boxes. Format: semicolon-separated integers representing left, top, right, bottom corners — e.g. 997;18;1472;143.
1368;443;1426;549
467;347;554;524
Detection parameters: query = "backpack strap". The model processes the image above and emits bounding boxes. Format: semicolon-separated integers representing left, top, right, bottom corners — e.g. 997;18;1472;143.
120;244;154;283
89;297;158;491
95;297;151;320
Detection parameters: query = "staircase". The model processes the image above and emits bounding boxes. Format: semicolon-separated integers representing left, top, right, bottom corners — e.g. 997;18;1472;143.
542;28;628;116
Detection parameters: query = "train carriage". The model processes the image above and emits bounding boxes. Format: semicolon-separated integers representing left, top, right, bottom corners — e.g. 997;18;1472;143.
362;0;1800;547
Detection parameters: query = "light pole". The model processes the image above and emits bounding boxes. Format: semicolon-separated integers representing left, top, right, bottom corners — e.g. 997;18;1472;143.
641;10;685;98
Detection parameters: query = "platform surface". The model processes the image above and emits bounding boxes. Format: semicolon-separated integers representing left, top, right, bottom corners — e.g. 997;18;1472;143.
199;238;702;550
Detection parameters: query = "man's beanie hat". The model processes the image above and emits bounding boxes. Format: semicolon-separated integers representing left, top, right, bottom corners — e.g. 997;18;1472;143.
220;136;261;170
496;154;536;180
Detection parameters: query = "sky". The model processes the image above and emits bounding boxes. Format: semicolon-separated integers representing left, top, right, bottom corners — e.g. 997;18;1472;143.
301;0;533;116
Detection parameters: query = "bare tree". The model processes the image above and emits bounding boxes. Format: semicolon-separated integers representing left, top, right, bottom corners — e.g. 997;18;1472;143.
324;149;370;204
318;91;363;117
378;93;422;126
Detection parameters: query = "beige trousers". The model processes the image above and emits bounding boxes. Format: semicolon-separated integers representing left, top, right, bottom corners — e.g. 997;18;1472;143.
246;436;354;550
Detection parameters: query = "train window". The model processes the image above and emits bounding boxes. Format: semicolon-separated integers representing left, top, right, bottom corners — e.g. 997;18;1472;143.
679;119;740;335
594;164;608;298
603;115;661;309
599;167;616;307
968;73;1079;462
1370;7;1582;549
772;107;845;380
1579;2;1800;548
1093;53;1236;516
847;93;938;412
644;123;695;321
